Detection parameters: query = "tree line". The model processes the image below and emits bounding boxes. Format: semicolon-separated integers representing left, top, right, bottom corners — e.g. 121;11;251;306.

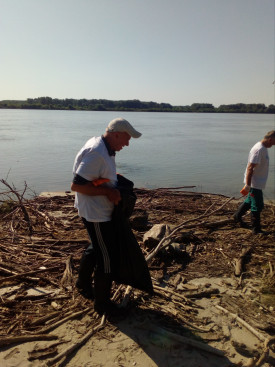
0;97;274;113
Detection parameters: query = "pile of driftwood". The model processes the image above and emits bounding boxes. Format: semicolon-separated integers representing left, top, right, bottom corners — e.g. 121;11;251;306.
0;180;274;366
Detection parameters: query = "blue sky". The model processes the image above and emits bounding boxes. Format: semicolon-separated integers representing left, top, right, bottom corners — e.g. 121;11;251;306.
1;0;274;107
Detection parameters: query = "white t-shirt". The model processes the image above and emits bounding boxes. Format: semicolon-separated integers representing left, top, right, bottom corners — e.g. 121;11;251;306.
73;136;117;222
244;142;269;190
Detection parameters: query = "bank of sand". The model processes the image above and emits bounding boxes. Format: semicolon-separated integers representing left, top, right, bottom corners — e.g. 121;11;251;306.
0;188;274;367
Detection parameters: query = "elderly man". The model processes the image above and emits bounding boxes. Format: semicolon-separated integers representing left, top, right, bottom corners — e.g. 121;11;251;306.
71;118;142;316
234;130;275;234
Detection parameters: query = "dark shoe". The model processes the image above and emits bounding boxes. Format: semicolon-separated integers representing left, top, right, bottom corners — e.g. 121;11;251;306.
252;228;266;235
76;280;94;300
93;273;127;317
233;216;250;228
94;300;126;317
233;202;250;227
251;212;263;235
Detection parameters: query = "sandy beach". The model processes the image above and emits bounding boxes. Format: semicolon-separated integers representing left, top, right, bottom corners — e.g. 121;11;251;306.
0;188;274;366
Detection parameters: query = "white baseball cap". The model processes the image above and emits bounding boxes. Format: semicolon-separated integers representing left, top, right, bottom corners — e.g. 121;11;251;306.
106;118;142;138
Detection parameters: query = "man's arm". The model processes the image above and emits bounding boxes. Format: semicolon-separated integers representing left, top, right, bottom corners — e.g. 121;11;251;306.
71;180;121;205
245;162;257;186
240;162;257;195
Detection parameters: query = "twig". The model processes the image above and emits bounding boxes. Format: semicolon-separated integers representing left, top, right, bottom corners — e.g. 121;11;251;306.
156;186;196;190
153;284;199;307
0;179;33;234
1;265;61;283
39;307;92;334
215;305;266;342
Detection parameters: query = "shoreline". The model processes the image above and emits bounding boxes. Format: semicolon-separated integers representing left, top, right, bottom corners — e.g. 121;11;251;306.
38;190;275;204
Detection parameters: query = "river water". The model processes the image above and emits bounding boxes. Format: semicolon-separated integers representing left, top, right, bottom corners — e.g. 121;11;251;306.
0;109;274;200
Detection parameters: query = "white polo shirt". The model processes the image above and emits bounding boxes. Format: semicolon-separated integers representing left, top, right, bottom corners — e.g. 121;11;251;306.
73;136;117;222
244;142;269;190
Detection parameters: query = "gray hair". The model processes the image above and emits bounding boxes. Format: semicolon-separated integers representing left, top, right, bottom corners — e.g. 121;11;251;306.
264;130;275;139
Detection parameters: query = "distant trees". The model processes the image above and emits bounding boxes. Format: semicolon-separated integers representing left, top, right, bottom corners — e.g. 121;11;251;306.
217;103;268;113
0;98;274;113
190;103;216;112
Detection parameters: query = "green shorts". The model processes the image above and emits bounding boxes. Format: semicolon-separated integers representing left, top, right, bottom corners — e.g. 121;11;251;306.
244;188;264;212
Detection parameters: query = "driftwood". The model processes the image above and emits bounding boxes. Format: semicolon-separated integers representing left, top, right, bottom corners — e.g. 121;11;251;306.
39;307;92;334
30;311;62;326
156;186;196;190
1;186;274;366
121;197;234;307
215;305;275;366
215;305;266;342
234;246;253;277
60;255;74;288
150;301;212;333
0;179;33;234
153;284;201;308
146;196;235;262
1;265;61;283
242;337;275;367
0;334;58;347
138;324;225;357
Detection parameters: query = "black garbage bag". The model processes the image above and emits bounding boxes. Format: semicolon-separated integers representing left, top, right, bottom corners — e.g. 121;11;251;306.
111;175;153;294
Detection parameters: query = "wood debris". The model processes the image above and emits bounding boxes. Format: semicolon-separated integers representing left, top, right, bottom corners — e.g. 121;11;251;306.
0;182;274;366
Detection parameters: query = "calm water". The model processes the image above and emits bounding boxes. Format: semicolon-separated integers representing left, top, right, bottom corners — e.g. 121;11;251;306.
0;109;274;200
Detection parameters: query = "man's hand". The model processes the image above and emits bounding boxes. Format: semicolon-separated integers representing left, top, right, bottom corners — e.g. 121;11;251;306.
105;188;121;205
240;185;250;196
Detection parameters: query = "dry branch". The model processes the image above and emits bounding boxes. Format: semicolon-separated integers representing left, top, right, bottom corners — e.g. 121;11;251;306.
0;334;58;347
0;179;33;234
39;307;92;334
0;188;274;366
234;246;252;277
121;196;235;307
215;305;266;342
1;265;61;283
60;255;73;288
145;196;234;262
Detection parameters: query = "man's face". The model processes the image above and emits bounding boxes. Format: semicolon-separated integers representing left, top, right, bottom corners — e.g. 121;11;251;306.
267;137;275;148
113;132;131;151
